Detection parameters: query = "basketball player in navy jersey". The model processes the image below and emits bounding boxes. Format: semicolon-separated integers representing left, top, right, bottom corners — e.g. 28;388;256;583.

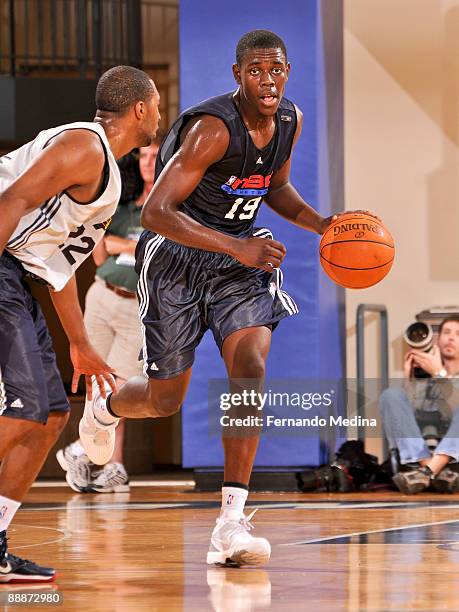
81;31;366;566
0;65;160;582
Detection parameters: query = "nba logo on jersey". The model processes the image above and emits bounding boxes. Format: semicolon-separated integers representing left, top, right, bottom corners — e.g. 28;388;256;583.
226;494;234;505
0;505;7;519
221;173;273;197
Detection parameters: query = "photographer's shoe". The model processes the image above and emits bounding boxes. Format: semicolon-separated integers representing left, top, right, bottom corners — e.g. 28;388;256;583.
207;510;271;567
393;467;432;494
432;468;459;493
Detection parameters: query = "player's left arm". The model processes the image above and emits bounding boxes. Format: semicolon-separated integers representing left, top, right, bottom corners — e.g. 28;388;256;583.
264;108;332;234
49;275;116;399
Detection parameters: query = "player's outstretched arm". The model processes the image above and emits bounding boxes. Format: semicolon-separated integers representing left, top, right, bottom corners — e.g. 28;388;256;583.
0;130;105;254
49;275;116;399
140;116;286;271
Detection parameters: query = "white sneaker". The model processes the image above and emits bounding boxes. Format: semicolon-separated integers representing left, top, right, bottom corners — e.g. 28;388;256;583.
206;510;271;567
79;378;119;465
56;442;92;493
90;462;130;493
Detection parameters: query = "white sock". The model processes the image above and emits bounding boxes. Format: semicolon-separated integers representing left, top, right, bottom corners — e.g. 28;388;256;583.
93;393;119;426
0;495;21;532
220;486;248;521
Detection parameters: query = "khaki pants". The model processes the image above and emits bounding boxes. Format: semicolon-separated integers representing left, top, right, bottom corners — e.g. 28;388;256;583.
84;278;144;380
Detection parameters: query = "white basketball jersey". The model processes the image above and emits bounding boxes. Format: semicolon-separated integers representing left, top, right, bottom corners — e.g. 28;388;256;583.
1;122;121;290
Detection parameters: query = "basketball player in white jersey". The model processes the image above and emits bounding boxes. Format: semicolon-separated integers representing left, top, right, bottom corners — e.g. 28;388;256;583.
0;65;160;582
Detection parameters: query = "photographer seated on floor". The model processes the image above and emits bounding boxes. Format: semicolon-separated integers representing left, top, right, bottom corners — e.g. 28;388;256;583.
379;316;459;494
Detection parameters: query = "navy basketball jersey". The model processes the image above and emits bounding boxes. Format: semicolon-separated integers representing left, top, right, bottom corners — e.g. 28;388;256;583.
156;92;297;237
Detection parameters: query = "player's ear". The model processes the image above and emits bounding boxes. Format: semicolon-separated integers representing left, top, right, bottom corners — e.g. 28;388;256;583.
232;63;241;85
134;100;145;120
285;62;291;81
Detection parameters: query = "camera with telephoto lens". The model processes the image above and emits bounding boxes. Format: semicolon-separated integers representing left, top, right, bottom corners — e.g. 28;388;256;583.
404;321;434;378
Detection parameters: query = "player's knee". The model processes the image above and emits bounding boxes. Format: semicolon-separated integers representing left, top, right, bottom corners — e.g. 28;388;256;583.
231;355;266;381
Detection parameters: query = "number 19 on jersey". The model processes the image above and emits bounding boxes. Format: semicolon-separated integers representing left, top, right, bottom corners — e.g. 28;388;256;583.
224;197;262;221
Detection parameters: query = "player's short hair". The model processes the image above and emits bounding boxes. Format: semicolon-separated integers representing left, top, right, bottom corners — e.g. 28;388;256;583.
236;30;287;65
95;65;154;114
439;315;459;334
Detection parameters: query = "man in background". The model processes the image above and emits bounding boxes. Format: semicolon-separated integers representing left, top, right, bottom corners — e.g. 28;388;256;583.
380;316;459;494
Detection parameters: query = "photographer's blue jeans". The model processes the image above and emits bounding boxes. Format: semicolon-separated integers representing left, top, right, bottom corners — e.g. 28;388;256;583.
379;387;459;464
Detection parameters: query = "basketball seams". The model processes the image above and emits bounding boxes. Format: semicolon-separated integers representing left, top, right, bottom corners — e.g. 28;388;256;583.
319;257;394;271
319;239;395;253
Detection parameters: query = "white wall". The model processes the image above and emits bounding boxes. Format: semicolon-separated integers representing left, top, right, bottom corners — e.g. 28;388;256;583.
345;0;459;381
344;0;459;457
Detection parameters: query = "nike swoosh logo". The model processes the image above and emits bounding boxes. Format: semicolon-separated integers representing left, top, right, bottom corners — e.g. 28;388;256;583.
0;561;12;573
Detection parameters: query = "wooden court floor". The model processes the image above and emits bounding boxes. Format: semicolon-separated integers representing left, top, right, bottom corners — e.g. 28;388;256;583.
3;485;459;611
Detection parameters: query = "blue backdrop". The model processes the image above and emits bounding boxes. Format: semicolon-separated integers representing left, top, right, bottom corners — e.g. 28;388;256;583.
179;0;345;467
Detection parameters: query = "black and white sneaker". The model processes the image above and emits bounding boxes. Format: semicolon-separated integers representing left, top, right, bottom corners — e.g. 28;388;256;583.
89;462;130;493
56;442;92;493
0;531;55;583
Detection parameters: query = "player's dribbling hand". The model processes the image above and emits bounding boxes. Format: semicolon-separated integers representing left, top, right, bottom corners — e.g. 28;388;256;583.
320;210;381;234
70;341;116;399
234;237;287;272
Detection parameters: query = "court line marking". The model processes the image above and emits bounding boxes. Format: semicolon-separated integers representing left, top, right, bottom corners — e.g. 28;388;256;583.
281;517;459;546
20;503;191;512
20;500;459;512
19;501;419;512
31;480;195;488
253;501;433;510
9;524;72;550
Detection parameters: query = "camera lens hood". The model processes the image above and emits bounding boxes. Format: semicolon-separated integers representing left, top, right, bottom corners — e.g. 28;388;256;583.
404;321;433;351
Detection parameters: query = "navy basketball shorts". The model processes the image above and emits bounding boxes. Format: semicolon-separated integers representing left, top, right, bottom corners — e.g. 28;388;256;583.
135;227;299;379
0;252;70;424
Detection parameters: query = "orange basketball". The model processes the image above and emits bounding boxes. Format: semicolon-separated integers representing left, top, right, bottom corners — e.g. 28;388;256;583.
319;213;395;289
